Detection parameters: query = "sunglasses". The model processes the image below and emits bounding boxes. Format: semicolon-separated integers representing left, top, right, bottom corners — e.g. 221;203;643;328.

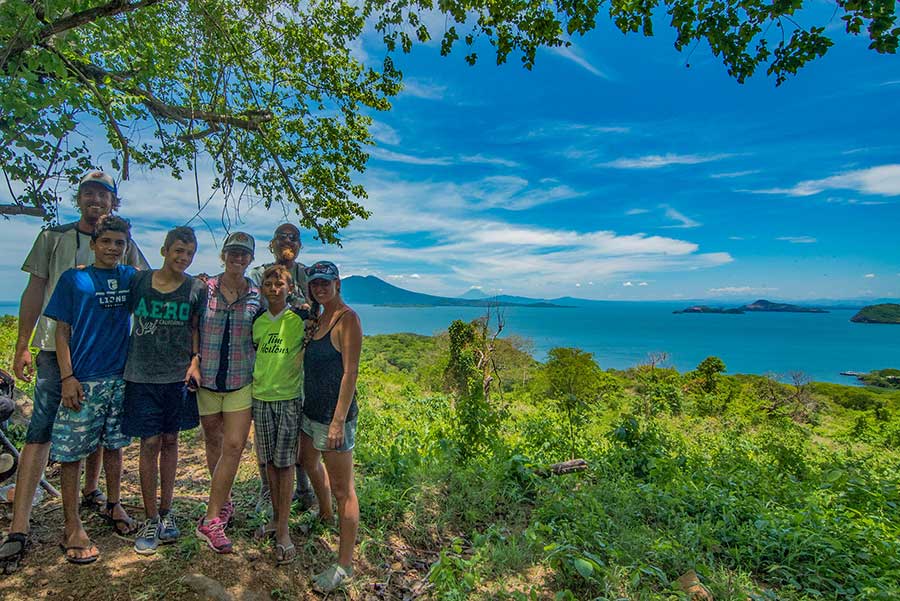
275;232;299;242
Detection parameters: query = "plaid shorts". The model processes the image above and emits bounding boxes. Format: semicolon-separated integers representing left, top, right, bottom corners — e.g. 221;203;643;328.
252;398;300;468
51;378;130;463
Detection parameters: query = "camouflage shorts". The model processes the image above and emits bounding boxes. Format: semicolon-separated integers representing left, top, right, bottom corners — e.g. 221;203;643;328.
50;378;131;463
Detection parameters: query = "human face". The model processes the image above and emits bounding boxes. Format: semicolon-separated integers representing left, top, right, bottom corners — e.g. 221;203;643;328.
223;248;252;275
77;184;114;225
308;278;338;305
262;275;290;305
271;227;300;263
90;231;128;269
161;240;197;274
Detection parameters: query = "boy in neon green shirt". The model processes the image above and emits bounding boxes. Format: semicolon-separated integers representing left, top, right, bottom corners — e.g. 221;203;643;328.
251;264;306;565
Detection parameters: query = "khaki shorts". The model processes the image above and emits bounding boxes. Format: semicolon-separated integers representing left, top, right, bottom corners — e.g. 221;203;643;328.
197;384;253;416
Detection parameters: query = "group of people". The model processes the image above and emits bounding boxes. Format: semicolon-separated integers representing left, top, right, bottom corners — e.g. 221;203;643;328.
0;171;362;592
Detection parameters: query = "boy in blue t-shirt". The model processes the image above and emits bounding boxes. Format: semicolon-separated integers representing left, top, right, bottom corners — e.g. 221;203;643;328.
43;215;139;564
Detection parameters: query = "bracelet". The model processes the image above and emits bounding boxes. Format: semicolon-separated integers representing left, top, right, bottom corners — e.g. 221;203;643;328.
60;374;75;383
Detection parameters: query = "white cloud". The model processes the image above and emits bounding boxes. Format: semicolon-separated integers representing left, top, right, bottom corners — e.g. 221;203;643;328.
623;281;634;287
864;273;876;278
747;164;900;198
600;153;734;169
710;170;760;179
368;148;453;166
777;236;817;244
661;206;702;229
729;236;745;240
708;286;778;295
401;78;446;100
369;121;400;145
549;44;609;79
625;208;650;215
409;273;421;279
459;154;519;168
638;282;649;286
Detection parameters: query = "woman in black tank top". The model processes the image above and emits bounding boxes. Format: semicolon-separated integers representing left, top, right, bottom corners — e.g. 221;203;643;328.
299;261;362;593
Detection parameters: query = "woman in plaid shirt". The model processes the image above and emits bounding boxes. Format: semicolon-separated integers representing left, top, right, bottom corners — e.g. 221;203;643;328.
194;232;262;553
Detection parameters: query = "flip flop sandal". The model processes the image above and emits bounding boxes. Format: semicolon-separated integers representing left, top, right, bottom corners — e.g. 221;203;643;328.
275;543;296;565
0;533;29;573
101;501;141;539
80;489;107;513
59;542;99;565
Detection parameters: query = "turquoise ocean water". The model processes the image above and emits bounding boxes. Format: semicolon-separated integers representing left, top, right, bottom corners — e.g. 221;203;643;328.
2;300;896;384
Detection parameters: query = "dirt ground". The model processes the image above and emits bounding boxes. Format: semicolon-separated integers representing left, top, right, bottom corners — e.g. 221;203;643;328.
0;430;440;601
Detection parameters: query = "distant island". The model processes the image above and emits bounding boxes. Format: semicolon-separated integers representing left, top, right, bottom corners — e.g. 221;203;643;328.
674;299;828;315
850;303;900;324
341;276;572;308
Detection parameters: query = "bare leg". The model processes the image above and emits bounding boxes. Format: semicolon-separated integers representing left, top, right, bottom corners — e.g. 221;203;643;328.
103;447;133;524
159;433;178;513
200;413;224;477
61;460;96;561
205;409;251;520
81;447;103;498
267;464;293;547
139;436;161;519
323;450;358;569
8;442;51;533
300;433;332;520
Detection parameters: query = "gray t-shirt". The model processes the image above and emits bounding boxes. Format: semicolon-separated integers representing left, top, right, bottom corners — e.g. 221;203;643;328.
123;270;206;384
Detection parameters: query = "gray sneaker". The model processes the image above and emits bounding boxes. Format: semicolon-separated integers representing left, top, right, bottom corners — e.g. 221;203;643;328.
158;511;180;544
134;517;161;555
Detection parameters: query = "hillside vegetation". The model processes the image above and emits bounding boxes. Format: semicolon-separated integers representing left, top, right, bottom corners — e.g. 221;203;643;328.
1;319;899;599
851;304;900;324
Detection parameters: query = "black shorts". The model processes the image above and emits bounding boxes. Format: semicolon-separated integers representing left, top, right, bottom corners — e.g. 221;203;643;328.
122;381;199;439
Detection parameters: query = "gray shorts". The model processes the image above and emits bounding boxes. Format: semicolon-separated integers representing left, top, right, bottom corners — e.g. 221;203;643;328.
300;415;356;452
252;398;300;468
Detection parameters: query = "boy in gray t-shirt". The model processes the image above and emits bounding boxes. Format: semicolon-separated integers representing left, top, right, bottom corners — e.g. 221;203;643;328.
122;226;206;556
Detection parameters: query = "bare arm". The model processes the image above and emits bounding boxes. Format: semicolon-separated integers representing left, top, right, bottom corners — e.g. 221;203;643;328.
184;312;201;389
13;274;47;381
55;321;84;411
327;310;362;449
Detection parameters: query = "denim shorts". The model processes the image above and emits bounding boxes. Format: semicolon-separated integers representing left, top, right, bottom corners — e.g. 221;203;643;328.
25;351;62;444
51;378;130;462
300;414;357;452
122;381;200;438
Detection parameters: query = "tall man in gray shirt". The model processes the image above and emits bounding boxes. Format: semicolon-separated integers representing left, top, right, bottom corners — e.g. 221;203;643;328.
1;172;149;568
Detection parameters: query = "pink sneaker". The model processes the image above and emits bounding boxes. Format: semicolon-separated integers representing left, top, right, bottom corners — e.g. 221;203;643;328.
218;500;235;526
196;517;233;553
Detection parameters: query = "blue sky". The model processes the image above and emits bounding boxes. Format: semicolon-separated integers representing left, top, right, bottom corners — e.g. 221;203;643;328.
2;6;898;302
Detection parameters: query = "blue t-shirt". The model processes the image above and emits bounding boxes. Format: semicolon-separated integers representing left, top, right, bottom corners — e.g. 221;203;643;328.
44;265;137;381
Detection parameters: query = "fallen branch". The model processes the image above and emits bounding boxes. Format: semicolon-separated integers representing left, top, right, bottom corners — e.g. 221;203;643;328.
537;458;588;477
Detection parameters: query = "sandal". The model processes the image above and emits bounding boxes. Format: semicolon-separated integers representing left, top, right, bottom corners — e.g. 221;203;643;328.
101;501;140;538
0;532;29;572
80;489;107;513
275;542;296;565
313;563;354;592
252;523;276;542
59;542;100;565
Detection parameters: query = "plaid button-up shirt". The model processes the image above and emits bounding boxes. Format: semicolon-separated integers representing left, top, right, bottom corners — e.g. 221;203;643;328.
199;275;262;391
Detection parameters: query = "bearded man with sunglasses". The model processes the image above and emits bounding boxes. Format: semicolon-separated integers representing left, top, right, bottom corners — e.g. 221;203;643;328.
248;223;315;514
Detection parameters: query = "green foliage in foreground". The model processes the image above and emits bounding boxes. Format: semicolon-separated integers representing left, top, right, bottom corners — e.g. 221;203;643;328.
3;319;899;599
355;334;900;600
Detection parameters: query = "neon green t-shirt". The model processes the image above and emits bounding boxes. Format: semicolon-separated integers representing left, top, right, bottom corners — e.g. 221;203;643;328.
251;307;305;401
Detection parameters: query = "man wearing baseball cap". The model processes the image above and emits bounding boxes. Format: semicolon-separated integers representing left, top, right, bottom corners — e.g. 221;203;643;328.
1;171;150;569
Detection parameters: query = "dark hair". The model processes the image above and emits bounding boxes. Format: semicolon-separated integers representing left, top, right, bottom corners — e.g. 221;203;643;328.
163;226;197;250
262;264;293;285
92;214;131;241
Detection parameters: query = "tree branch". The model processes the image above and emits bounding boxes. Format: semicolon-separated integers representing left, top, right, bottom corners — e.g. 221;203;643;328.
2;0;165;68
0;204;47;217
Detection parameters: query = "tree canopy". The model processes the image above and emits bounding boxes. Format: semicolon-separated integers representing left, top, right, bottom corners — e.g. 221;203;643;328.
2;0;896;240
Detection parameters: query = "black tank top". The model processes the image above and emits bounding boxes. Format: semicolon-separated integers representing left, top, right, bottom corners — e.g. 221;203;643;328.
303;311;358;424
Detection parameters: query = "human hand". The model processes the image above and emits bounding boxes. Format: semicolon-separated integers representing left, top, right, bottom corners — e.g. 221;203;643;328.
13;348;33;382
61;377;84;411
327;419;345;450
184;363;201;391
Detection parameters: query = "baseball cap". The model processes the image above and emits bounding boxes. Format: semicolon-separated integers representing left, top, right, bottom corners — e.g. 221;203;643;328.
222;231;255;255
306;261;339;282
79;171;117;194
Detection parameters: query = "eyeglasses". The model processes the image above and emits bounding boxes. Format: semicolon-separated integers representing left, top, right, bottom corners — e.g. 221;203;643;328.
275;232;298;242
